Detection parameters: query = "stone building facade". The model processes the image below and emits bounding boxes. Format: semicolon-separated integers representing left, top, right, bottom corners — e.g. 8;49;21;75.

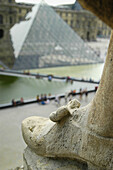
55;8;97;41
0;0;111;68
97;19;111;38
0;0;32;68
53;0;111;41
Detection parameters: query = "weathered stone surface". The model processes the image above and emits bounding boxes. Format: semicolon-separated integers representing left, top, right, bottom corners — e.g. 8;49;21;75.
49;99;80;122
22;116;55;156
78;0;113;29
24;147;102;170
49;106;70;122
9;166;24;170
87;31;113;137
22;102;113;169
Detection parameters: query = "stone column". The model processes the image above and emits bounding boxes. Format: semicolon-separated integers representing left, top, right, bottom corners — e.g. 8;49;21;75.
88;30;113;137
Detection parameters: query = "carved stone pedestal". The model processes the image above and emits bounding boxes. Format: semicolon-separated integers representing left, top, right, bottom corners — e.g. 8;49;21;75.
23;147;103;170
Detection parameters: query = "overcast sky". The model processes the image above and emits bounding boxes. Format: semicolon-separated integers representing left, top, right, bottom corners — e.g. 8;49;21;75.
16;0;76;6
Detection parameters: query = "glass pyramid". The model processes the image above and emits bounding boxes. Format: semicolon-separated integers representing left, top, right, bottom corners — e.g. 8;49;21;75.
11;2;102;70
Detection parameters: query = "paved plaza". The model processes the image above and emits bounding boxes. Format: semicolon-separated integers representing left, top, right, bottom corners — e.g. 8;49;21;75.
0;92;95;170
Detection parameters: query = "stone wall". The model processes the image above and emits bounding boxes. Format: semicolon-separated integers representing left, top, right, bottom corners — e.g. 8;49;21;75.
54;4;111;41
0;0;32;68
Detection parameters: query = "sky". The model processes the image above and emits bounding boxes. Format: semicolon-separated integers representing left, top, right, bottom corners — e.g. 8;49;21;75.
16;0;76;6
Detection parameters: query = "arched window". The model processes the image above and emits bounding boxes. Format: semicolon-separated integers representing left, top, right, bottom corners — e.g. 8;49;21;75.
0;29;4;38
97;31;102;37
87;31;90;41
0;15;3;24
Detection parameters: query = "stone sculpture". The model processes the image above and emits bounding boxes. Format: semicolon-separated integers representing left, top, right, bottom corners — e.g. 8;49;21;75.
22;0;113;169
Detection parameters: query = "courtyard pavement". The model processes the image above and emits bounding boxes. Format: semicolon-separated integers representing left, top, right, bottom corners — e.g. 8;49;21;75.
0;92;95;170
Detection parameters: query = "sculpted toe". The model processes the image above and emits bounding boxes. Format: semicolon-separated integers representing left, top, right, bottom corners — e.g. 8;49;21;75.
22;116;55;155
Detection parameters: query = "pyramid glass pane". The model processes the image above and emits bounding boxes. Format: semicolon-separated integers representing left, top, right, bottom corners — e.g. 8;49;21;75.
11;2;102;70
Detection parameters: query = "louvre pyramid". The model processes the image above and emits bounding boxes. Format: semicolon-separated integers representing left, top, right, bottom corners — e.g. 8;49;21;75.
11;2;102;70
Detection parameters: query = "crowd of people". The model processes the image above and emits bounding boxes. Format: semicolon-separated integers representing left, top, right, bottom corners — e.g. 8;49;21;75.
36;94;50;105
11;86;98;107
12;97;24;106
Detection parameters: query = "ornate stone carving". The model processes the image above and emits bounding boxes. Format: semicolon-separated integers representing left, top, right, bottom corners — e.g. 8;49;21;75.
22;1;113;169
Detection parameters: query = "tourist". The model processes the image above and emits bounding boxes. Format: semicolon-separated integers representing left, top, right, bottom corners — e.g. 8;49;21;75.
95;86;98;91
85;90;88;97
48;93;51;96
48;75;52;81
64;92;68;104
43;94;47;101
36;95;40;102
66;76;70;83
20;97;24;104
41;100;46;105
12;99;16;106
40;94;44;101
72;89;76;95
45;99;50;104
36;74;40;79
55;95;60;106
68;92;72;101
79;88;83;100
70;79;73;84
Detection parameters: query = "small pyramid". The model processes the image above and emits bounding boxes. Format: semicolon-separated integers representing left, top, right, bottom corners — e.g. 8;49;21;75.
11;2;102;70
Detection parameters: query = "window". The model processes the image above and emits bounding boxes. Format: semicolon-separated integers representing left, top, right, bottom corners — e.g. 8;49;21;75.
71;20;73;27
76;20;79;25
0;29;4;38
0;15;3;24
19;8;21;13
9;16;13;24
62;13;65;17
19;16;22;21
76;20;79;28
60;12;62;17
66;13;68;17
88;21;91;28
87;31;90;41
8;0;12;3
26;9;29;14
97;30;102;37
9;8;12;13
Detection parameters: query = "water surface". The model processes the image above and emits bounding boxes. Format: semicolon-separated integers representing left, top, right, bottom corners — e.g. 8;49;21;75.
0;64;104;104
